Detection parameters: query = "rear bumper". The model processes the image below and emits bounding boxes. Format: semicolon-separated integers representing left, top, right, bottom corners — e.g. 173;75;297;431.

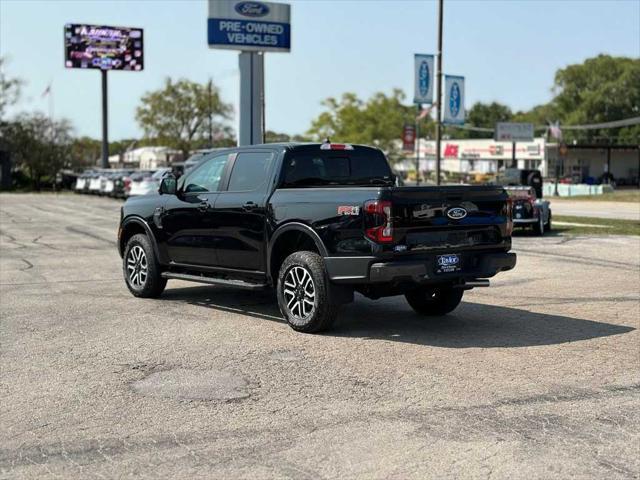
325;251;516;285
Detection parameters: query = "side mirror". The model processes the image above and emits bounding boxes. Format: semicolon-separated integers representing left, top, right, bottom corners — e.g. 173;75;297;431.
159;174;177;195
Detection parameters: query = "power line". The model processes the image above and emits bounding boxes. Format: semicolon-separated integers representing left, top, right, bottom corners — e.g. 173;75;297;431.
448;116;640;133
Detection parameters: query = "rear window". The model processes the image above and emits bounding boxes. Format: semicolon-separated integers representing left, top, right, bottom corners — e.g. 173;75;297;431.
282;149;393;187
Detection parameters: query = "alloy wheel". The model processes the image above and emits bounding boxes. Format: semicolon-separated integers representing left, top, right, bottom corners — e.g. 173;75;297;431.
283;266;316;320
126;245;148;288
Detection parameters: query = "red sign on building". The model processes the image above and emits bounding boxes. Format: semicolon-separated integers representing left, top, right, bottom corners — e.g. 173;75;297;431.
402;124;416;152
444;144;459;158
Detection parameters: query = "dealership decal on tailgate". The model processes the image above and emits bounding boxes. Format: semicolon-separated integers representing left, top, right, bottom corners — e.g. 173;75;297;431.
436;254;461;273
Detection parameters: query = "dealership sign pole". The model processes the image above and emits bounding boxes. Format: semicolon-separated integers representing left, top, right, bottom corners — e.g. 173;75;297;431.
208;1;291;146
414;54;434;186
64;24;144;169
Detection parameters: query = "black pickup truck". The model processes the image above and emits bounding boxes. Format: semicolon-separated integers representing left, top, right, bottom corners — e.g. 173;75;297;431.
118;142;516;333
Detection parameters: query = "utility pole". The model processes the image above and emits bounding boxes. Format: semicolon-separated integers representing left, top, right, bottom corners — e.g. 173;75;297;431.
435;0;444;185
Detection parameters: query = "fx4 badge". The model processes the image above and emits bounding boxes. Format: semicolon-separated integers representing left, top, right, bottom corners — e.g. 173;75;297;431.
337;206;360;216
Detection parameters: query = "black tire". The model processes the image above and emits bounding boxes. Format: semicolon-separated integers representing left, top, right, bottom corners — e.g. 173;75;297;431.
277;251;339;333
545;210;552;232
123;233;167;298
533;213;545;236
405;285;464;316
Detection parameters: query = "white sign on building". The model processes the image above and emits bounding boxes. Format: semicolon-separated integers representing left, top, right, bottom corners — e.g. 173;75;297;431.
443;75;465;125
414;54;434;104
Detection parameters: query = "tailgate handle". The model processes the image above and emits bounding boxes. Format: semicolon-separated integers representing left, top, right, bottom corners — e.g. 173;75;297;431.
243;201;257;211
198;201;209;212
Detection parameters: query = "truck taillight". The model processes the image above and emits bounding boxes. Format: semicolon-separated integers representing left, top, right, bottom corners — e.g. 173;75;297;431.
364;200;393;243
506;199;514;236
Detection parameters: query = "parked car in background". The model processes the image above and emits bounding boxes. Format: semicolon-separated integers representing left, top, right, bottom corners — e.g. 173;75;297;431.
74;171;91;193
88;172;104;194
112;170;134;198
127;168;170;197
505;186;551;235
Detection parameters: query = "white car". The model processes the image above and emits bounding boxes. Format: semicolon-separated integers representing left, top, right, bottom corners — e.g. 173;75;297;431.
88;174;103;194
127;168;170;197
74;176;87;192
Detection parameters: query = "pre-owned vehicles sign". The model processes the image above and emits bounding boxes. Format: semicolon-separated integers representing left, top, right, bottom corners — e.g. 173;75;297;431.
208;0;291;52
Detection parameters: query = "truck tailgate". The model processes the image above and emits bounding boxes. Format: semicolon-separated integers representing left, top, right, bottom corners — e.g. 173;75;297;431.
386;185;510;251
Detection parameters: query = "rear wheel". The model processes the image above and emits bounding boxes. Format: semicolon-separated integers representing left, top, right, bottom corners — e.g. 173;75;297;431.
405;285;464;316
277;251;338;333
545;210;552;232
123;234;167;298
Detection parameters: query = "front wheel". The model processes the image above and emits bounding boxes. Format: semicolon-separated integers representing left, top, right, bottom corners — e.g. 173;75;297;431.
277;251;339;333
123;233;167;298
405;285;464;316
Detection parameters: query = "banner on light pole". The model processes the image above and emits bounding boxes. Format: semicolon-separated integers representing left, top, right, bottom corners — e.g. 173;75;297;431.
414;54;434;104
443;75;465;125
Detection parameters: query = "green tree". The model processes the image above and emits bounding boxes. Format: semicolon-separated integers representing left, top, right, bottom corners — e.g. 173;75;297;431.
136;78;233;159
538;55;639;143
307;89;431;164
70;136;101;169
2;113;73;189
0;57;23;122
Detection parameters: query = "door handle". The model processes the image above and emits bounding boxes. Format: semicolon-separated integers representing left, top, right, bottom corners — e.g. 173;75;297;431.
198;201;209;212
243;201;257;211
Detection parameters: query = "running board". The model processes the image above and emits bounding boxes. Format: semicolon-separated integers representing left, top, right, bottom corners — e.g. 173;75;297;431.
161;272;268;290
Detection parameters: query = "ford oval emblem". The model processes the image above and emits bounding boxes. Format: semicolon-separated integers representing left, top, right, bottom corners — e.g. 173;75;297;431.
235;1;270;17
449;81;461;118
418;61;430;97
447;206;467;220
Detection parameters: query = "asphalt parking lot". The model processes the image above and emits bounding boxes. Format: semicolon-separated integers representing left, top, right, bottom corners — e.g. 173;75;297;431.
1;193;639;479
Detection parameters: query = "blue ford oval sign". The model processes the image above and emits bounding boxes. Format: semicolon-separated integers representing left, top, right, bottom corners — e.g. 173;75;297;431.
447;206;467;220
418;61;430;97
235;1;270;17
449;82;461;118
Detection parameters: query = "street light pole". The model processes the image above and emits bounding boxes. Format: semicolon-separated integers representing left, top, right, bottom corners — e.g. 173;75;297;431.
435;0;444;186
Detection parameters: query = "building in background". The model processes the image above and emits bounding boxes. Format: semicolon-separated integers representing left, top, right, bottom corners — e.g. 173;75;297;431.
398;138;640;186
546;143;639;186
108;146;181;169
398;138;548;177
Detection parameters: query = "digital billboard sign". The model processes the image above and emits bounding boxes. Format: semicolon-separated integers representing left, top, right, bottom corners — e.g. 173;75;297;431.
64;24;144;71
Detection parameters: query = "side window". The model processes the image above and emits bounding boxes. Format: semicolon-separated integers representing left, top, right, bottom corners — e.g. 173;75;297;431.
182;154;229;193
227;152;274;192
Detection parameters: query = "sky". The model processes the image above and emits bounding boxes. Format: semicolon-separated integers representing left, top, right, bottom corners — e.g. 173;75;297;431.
1;0;639;141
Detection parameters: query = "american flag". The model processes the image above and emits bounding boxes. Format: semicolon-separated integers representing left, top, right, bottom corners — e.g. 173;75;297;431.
548;121;562;140
416;104;434;121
